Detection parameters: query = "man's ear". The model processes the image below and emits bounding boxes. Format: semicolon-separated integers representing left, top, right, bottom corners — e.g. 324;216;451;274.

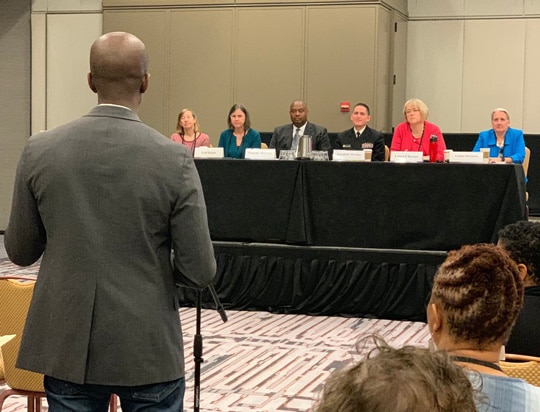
87;73;97;93
140;73;149;94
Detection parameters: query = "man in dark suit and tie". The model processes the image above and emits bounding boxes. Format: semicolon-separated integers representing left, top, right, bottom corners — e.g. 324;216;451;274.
270;100;331;157
335;102;386;161
5;32;216;411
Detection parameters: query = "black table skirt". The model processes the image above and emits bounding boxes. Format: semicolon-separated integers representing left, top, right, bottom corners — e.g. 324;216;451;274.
178;242;446;321
192;140;527;321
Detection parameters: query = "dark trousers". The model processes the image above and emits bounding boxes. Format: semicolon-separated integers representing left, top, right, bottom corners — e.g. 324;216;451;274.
44;375;185;412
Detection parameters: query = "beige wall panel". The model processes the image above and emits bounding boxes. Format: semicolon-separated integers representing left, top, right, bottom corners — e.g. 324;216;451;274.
306;6;377;133
406;20;463;132
31;13;47;135
391;15;407;129
382;0;407;15
39;0;102;12
408;0;524;18
461;20;525;132
523;20;540;133
374;7;392;132
236;7;304;133
168;9;233;144
103;0;404;8
525;0;540;14
46;14;101;130
463;0;523;16
1;0;31;229
31;0;49;11
104;0;232;6
103;11;169;134
407;0;465;18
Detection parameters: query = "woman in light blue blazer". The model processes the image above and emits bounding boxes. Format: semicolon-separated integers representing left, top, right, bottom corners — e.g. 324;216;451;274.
473;108;526;164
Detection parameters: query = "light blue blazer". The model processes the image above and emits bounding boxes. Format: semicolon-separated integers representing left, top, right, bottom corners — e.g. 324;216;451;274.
473;127;526;164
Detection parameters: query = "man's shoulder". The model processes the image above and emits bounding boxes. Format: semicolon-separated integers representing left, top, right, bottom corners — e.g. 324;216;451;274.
274;124;292;133
365;125;384;138
337;128;354;138
307;121;327;131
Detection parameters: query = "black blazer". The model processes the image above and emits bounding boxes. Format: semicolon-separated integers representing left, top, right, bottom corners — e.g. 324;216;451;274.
505;286;540;357
335;126;386;161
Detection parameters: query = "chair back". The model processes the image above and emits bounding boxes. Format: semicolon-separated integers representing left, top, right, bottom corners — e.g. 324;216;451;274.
500;353;540;387
0;277;44;392
384;145;390;161
523;146;531;176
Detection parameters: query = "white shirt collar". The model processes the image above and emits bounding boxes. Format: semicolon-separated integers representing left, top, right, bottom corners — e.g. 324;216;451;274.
354;126;367;136
293;123;307;136
98;103;134;112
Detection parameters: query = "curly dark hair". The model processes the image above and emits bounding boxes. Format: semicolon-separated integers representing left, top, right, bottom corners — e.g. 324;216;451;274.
315;336;477;412
498;220;540;285
431;244;524;349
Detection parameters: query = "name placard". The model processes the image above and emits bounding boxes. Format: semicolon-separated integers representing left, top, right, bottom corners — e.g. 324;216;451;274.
450;151;484;164
245;148;277;160
390;151;424;163
332;150;365;162
194;147;224;159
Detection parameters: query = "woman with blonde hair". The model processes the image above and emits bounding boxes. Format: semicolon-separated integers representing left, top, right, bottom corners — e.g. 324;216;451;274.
171;108;211;154
473;108;525;164
390;98;446;161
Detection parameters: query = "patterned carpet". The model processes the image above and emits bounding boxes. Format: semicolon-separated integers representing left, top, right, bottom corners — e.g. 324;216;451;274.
0;259;431;411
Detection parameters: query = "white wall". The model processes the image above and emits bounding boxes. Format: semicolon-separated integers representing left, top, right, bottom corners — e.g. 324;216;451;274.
31;0;540;135
31;0;102;133
407;0;540;133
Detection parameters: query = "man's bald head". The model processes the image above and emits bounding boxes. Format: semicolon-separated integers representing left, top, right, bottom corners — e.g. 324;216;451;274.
88;32;149;107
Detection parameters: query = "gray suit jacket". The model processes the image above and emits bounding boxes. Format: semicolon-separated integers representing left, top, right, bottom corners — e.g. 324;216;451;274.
5;105;216;386
269;122;331;155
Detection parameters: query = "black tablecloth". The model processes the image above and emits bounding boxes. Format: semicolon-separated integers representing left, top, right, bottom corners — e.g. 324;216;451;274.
195;159;526;251
383;133;540;216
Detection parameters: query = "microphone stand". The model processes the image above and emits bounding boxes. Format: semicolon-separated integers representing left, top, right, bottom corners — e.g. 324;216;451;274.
193;283;227;412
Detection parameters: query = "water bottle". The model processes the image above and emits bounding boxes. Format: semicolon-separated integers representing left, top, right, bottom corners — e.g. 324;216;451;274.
429;135;438;163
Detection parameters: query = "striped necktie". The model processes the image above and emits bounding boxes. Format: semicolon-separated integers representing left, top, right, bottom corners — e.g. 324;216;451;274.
292;128;301;151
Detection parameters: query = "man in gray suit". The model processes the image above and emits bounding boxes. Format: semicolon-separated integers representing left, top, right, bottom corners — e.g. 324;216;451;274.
270;100;331;157
5;32;216;411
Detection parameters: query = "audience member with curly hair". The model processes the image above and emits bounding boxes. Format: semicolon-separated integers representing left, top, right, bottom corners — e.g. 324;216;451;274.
427;243;540;412
498;220;540;356
315;336;477;412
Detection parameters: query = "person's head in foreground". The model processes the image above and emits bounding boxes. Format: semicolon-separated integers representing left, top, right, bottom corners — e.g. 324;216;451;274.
498;220;540;287
87;31;149;110
427;243;523;353
315;336;477;412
